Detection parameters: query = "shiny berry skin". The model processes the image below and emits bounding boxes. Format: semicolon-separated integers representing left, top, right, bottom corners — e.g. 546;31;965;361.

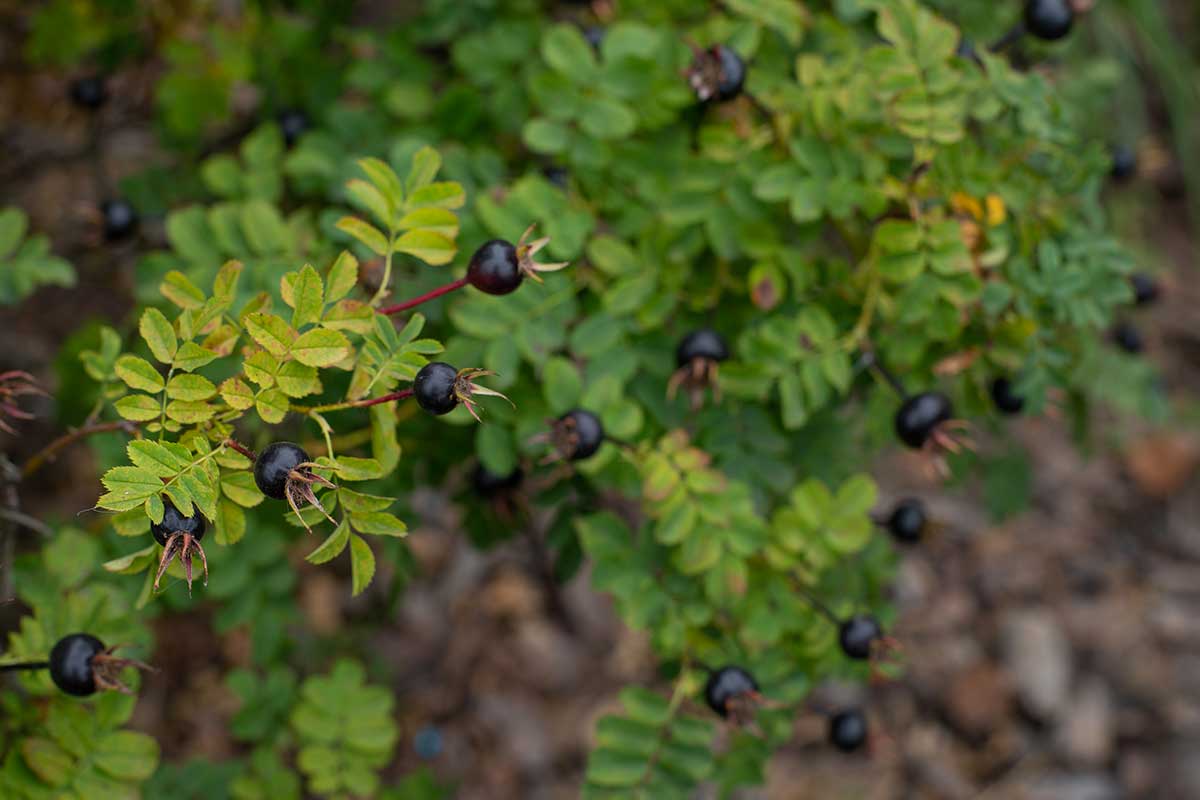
101;199;138;241
1024;0;1074;41
676;329;730;367
414;362;459;415
1131;273;1159;306
278;108;309;148
887;498;927;544
955;38;979;63
839;615;882;660
1111;145;1137;182
583;26;605;51
467;240;521;295
472;464;523;497
829;709;868;753
704;665;758;717
712;45;746;101
560;409;604;461
894;392;953;449
69;76;107;110
1112;323;1143;354
990;377;1025;416
151;499;206;546
49;634;105;697
254;442;310;500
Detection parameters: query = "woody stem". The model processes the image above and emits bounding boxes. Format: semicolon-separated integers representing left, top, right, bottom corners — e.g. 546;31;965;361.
378;277;469;316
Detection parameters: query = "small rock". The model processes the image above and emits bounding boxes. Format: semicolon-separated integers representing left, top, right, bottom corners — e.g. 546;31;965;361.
1001;610;1072;721
1027;773;1121;800
1124;432;1200;498
1056;677;1114;767
944;662;1013;742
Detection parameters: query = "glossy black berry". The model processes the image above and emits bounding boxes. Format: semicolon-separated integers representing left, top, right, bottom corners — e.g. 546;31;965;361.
415;362;460;415
829;709;868;753
1131;273;1159;306
704;665;758;717
1024;0;1074;41
69;76;107;110
955;38;979;63
254;442;310;500
990;377;1025;416
676;329;730;367
894;392;953;449
1112;322;1143;354
583;26;605;51
839;615;882;660
543;165;569;189
467;240;522;295
151;499;206;547
472;464;523;497
278;108;309;148
713;45;746;101
559;409;604;461
101;199;138;241
887;498;927;544
49;633;105;697
1111;145;1137;182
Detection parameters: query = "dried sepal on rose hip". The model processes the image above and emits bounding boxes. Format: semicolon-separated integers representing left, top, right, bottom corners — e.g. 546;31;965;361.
669;329;730;409
151;499;209;595
704;665;761;724
893;391;973;477
49;633;152;697
466;224;569;296
253;441;337;531
838;614;903;680
686;43;746;103
541;408;605;463
0;370;46;434
414;362;513;422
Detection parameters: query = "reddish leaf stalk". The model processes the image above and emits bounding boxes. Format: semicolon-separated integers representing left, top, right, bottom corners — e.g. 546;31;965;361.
223;439;257;461
378;277;469;316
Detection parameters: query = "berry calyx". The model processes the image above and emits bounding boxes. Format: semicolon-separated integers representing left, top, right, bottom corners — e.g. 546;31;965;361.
829;709;868;753
704;665;759;719
990;377;1025;416
1130;273;1159;306
253;442;336;531
69;76;107;110
101;199;138;241
550;409;604;461
1024;0;1074;41
687;44;746;103
1112;322;1143;354
278;108;309;147
886;498;927;544
894;392;953;449
472;464;523;498
670;329;730;408
839;615;882;661
414;362;511;421
1111;145;1137;182
150;499;209;595
465;225;568;296
49;634;151;697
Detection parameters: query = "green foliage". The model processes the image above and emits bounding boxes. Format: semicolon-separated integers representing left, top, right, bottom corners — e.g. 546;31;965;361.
0;0;1173;797
0;207;74;305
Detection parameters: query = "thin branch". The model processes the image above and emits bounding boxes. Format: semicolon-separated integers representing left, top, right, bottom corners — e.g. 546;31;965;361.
20;420;138;480
377;277;469;316
0;660;49;672
293;388;414;416
0;508;52;537
223;438;257;462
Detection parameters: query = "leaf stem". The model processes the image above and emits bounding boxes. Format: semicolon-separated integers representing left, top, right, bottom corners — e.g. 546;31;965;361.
0;660;48;672
377;277;469;316
223;438;257;462
21;420;139;479
370;232;397;307
293;388;414;416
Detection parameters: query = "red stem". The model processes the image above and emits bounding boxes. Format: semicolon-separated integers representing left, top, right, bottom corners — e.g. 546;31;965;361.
378;277;469;316
353;388;414;409
223;439;257;461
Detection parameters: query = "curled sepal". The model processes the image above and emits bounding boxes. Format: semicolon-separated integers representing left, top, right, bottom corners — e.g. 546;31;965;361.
285;462;338;532
514;224;569;284
0;370;46;434
153;532;209;596
453;368;514;423
91;647;156;695
667;358;722;410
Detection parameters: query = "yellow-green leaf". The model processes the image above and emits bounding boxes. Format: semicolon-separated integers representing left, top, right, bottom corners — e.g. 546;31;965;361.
393;229;455;266
256;388;289;423
115;355;164;393
287;264;325;329
220;377;255;410
115;394;162;422
139;308;177;364
245;312;295;356
349;534;375;595
307;519;350;564
325;251;359;304
336;217;389;256
174;342;220;372
166;373;217;402
277;361;322;398
160;270;206;309
291;328;352;368
165;400;214;424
